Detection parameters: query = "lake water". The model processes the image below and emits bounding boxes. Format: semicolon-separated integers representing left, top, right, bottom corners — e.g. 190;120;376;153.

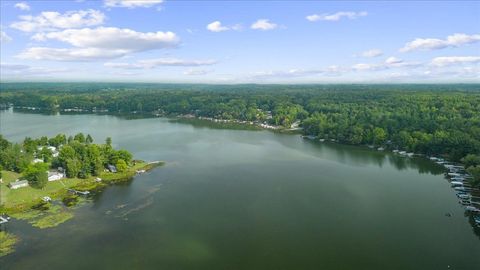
1;109;479;270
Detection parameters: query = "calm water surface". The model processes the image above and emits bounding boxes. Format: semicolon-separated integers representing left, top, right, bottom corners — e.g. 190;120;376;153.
1;110;479;270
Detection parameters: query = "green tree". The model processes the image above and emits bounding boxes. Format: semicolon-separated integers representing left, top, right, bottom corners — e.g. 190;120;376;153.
24;163;49;188
116;159;127;173
86;134;93;144
116;149;133;165
39;147;53;162
467;166;480;188
461;154;480;168
66;158;81;178
74;133;85;143
372;127;387;146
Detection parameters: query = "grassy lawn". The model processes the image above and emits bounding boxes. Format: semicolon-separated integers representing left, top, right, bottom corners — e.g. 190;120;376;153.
1;170;83;210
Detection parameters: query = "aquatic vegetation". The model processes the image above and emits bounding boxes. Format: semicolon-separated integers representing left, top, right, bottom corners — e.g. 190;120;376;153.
0;231;19;257
11;204;74;229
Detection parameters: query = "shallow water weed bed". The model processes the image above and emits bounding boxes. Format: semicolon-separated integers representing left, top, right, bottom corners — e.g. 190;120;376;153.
0;231;18;257
11;204;74;229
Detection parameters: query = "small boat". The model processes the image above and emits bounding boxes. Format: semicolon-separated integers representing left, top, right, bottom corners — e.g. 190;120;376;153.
459;199;471;206
454;186;466;191
318;138;325;142
451;181;464;187
465;206;480;212
457;193;471;200
473;216;480;226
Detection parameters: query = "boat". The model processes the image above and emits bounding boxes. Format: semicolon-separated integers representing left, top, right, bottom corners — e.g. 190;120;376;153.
474;216;480;226
459;199;471;206
465;206;480;212
457;193;471;200
450;181;464;187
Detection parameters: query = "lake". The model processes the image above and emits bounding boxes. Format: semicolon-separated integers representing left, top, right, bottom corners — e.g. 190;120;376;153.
1;109;479;270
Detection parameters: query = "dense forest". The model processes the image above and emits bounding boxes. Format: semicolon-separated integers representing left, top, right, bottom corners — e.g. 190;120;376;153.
1;83;479;180
0;133;132;188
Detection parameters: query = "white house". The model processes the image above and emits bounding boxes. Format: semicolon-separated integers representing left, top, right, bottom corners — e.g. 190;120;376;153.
9;180;29;189
48;171;64;181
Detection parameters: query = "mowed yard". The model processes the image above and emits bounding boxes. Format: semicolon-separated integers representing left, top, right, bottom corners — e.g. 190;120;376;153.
0;170;83;209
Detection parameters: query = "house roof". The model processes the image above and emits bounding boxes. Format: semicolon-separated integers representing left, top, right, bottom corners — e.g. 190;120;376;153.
10;180;28;187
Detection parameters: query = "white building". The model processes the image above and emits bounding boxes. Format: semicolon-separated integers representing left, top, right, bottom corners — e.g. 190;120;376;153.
9;180;29;189
48;171;64;181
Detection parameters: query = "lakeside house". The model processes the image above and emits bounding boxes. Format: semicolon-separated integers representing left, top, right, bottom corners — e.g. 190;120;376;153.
48;171;64;181
9;180;29;189
107;164;117;173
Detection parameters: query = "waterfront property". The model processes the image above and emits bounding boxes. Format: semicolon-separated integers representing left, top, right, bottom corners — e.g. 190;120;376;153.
8;180;28;190
47;171;64;182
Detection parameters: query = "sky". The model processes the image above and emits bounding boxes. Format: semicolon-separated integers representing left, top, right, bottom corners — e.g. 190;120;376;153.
0;0;479;83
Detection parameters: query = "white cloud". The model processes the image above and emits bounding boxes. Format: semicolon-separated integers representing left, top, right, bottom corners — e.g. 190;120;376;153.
361;49;383;58
400;33;480;52
10;9;105;32
306;11;367;22
19;27;179;61
1;31;12;42
385;56;403;65
352;63;384;71
104;0;163;8
184;69;212;75
353;57;420;71
251;19;277;31
1;63;70;76
104;58;217;69
14;2;30;11
430;56;480;67
207;21;229;32
206;21;242;32
252;66;345;79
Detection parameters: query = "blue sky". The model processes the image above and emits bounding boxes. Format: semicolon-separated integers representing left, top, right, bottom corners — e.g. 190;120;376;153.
1;0;479;83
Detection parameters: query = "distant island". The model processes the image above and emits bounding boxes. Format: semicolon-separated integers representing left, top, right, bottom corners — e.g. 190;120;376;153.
0;133;163;256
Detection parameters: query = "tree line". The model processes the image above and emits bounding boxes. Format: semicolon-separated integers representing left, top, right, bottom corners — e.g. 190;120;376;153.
0;83;479;180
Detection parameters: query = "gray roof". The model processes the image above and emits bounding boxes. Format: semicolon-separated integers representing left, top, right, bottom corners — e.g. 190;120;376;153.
9;180;29;187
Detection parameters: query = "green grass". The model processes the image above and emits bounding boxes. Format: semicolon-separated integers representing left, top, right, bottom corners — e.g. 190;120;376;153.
1;170;83;212
0;231;18;257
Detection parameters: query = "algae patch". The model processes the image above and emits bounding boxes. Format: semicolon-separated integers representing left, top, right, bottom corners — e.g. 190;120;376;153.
11;204;74;229
0;231;19;257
